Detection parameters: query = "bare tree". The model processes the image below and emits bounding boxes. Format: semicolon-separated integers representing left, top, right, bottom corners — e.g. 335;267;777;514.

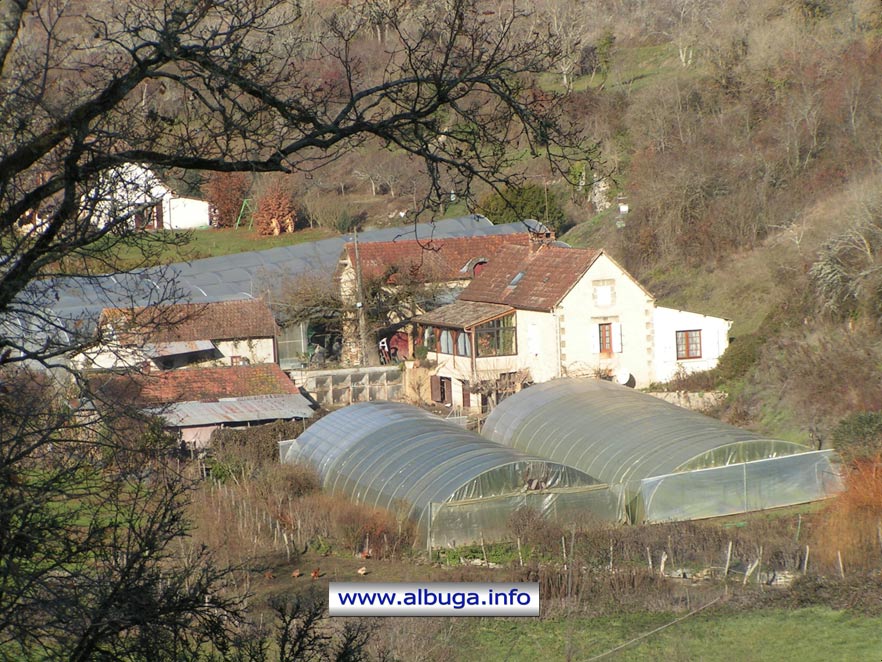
0;0;593;655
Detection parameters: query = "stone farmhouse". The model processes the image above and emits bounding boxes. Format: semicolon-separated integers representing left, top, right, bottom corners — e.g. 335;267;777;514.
414;242;731;409
76;298;278;371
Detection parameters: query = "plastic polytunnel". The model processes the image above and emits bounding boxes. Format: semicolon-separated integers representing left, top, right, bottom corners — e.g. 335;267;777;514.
482;379;842;523
279;401;620;548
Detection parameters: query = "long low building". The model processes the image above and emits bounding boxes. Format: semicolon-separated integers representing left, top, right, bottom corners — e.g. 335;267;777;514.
279;401;619;548
481;378;842;523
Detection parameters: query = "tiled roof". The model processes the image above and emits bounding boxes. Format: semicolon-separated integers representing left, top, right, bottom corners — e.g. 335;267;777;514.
460;244;602;312
414;301;515;328
339;233;533;283
89;364;299;406
101;299;278;343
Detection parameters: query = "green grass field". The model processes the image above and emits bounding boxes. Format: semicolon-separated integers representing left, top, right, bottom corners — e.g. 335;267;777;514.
460;608;882;661
168;226;337;261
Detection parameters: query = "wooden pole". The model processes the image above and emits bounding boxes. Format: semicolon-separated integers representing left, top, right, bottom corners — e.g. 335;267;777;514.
837;550;845;579
480;532;488;566
757;545;763;586
803;545;810;574
724;541;733;577
517;536;524;567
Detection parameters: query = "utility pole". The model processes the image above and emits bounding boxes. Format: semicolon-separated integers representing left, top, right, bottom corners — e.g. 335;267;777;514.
352;227;370;365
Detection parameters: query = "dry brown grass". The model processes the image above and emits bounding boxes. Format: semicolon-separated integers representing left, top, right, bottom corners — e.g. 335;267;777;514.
812;458;882;574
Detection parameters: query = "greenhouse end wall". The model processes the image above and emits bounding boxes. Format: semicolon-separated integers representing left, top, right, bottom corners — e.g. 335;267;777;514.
635;450;842;523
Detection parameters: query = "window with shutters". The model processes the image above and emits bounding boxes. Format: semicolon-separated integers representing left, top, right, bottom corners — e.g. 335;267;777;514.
676;330;702;359
429;376;452;404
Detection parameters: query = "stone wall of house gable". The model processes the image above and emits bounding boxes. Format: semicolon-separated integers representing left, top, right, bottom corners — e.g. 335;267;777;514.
558;254;656;387
214;338;275;365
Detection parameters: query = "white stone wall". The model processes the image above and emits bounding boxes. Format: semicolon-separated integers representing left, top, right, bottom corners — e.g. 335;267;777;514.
162;196;210;229
214;338;276;365
558;254;656;386
652;306;731;383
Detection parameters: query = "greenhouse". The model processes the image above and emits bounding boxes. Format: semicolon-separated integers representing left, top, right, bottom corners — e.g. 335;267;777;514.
482;378;842;523
279;401;619;548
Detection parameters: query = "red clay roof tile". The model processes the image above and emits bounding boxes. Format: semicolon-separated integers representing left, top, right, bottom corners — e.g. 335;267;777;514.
459;244;602;312
340;233;533;283
90;364;298;406
101;299;278;343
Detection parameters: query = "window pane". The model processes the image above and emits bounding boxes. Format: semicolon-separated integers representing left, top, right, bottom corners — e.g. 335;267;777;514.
599;323;612;353
676;330;701;359
475;314;517;357
439;329;454;354
456;332;471;357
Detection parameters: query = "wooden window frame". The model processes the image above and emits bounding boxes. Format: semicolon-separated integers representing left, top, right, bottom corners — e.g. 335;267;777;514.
475;314;517;358
676;330;702;360
598;322;613;356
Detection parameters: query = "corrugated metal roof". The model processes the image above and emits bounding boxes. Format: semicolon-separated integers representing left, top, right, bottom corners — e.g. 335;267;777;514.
40;216;533;322
160;393;315;426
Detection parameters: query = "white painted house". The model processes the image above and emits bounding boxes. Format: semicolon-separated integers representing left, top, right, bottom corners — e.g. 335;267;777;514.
414;242;731;409
87;163;210;230
653;306;732;382
77;298;278;371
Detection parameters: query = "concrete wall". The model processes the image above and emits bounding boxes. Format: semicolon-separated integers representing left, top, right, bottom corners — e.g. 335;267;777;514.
291;365;404;407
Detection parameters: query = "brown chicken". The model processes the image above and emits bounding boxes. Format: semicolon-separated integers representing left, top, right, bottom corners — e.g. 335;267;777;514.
291;569;302;578
310;568;321;580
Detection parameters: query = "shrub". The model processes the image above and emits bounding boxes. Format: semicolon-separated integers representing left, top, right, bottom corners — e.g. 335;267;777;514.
831;412;882;463
202;171;251;228
478;183;567;232
715;332;764;382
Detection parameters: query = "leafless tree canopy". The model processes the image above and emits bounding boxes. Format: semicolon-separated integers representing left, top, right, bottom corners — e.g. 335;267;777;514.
0;1;592;655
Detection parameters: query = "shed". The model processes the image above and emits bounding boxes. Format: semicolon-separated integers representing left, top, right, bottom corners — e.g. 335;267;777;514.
279;401;619;547
482;379;841;522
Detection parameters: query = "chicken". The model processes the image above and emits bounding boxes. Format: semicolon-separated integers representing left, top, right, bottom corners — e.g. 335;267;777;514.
311;568;321;580
291;569;302;578
357;566;368;576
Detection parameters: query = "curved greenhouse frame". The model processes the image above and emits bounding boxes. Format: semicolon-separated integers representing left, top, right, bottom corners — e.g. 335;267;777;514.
482;379;841;522
280;402;619;547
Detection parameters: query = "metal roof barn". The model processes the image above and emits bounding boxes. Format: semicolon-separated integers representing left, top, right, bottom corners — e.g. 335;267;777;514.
159;393;316;427
279;401;619;548
482;378;842;522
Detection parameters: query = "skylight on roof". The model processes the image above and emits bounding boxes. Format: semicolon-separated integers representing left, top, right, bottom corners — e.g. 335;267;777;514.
508;271;525;287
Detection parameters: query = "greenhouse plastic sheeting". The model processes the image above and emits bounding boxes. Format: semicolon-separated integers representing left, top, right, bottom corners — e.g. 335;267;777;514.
279;402;618;546
482;378;810;485
429;486;621;548
636;450;842;522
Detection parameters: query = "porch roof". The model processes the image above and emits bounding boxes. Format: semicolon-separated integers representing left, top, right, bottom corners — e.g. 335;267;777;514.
414;300;514;329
